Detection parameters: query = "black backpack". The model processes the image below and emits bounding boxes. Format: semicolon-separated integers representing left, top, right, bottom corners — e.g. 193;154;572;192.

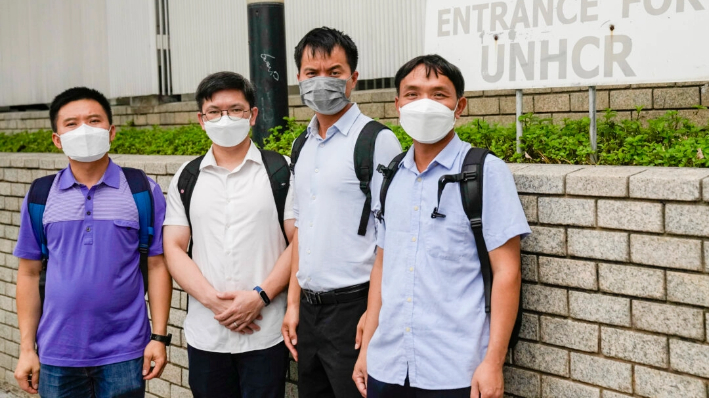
27;168;154;306
377;147;524;349
290;120;388;236
177;148;291;257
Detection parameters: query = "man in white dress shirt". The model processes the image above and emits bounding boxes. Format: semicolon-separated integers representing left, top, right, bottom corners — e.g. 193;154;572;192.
163;71;295;398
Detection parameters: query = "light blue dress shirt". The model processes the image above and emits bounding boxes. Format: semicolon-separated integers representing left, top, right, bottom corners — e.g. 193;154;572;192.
293;104;402;291
367;134;531;390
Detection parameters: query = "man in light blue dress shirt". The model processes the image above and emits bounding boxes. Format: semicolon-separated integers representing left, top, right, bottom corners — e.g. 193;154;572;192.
281;27;402;398
353;55;531;398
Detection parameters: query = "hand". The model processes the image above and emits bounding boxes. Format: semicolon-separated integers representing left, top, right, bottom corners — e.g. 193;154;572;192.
352;351;368;397
471;359;504;398
355;310;367;349
142;340;167;380
214;291;264;334
281;304;299;361
14;349;40;394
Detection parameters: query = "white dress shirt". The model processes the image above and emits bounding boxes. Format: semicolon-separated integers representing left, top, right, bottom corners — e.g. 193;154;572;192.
164;141;294;353
293;104;403;292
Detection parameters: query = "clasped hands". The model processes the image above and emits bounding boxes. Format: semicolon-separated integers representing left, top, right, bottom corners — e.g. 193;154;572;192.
209;290;264;334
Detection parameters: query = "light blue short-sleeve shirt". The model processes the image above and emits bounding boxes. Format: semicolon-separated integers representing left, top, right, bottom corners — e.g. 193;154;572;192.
293;104;402;292
367;134;531;390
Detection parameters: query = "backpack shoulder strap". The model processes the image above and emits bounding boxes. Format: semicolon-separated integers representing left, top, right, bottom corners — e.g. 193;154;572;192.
376;152;407;220
459;147;492;313
259;148;291;244
177;155;205;258
353;120;388;236
27;174;57;261
289;131;308;173
122;167;154;296
27;174;57;306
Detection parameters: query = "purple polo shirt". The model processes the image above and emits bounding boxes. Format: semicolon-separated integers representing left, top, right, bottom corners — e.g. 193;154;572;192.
13;159;166;367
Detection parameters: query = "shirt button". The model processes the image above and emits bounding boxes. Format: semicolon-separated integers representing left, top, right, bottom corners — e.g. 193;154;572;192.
86;211;91;215
405;327;411;332
314;169;319;173
312;195;316;200
409;267;414;272
86;227;91;232
406;297;412;302
307;277;312;281
411;237;416;242
87;195;92;200
226;276;232;281
416;178;422;182
307;249;311;254
413;206;419;211
319;144;324;148
310;222;313;227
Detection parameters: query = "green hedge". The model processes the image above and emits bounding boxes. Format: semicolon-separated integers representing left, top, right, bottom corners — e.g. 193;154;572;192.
1;109;707;167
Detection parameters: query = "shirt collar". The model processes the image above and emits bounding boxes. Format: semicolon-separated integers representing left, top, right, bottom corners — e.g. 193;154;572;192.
402;133;463;173
200;140;263;171
58;158;121;190
306;103;362;139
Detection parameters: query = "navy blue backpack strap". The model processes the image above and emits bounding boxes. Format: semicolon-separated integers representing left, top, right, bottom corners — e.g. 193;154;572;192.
122;167;154;296
375;152;406;221
177;156;204;258
27;174;57;306
353;120;388;236
259;149;291;243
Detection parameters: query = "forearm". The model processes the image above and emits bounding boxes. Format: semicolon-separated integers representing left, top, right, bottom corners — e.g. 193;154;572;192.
147;255;172;335
360;250;384;352
484;267;521;366
16;263;42;353
286;228;301;307
164;244;219;308
260;244;292;301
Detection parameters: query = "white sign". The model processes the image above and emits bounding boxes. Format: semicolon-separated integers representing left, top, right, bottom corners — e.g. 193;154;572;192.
424;0;709;91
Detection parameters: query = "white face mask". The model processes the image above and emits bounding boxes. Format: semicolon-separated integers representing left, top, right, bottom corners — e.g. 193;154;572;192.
203;116;251;148
58;124;111;162
399;99;457;144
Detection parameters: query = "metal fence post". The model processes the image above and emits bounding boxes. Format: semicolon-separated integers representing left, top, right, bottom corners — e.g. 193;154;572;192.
589;86;597;164
516;89;523;155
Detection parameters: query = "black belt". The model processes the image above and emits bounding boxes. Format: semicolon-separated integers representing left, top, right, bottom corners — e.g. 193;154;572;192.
301;282;370;305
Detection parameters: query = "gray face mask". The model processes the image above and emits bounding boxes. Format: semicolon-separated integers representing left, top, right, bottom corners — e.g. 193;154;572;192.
298;76;351;115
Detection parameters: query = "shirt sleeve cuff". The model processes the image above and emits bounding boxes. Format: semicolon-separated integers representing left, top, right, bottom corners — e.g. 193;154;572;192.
163;216;190;227
485;226;532;252
12;249;43;261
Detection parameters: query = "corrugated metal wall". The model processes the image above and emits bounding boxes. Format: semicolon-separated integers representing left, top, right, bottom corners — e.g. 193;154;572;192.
0;0;425;106
0;0;157;107
168;0;426;94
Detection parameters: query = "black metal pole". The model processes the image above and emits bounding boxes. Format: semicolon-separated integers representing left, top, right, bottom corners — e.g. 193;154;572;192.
247;0;288;146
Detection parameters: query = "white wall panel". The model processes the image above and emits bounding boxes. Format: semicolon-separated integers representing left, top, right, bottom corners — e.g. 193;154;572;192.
168;0;251;95
168;0;426;93
0;0;158;106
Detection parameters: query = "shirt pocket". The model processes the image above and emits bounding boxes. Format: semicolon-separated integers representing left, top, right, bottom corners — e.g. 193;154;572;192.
423;217;470;261
112;219;140;248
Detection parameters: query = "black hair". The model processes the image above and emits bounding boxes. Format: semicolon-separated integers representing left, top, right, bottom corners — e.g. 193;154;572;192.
294;27;358;73
195;71;256;112
394;55;466;99
49;87;112;132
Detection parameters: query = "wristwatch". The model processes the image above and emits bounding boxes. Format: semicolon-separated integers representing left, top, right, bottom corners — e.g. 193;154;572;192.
150;333;172;346
254;286;271;307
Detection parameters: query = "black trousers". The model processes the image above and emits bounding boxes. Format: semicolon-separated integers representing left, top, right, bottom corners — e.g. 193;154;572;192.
297;295;367;398
367;375;472;398
187;341;288;398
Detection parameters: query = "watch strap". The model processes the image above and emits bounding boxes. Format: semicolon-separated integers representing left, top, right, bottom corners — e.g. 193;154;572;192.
254;286;271;306
150;333;172;346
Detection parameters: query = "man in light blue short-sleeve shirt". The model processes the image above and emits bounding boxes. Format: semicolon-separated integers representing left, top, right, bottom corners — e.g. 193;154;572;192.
354;55;530;398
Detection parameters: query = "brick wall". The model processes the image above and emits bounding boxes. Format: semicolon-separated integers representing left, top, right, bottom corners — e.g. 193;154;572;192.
1;82;708;134
1;153;709;397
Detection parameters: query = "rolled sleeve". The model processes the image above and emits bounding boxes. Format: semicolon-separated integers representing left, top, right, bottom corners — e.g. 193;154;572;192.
163;162;190;227
13;194;43;261
481;156;531;251
148;180;166;256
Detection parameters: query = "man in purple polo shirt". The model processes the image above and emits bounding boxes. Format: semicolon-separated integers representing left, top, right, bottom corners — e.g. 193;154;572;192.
12;87;173;397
